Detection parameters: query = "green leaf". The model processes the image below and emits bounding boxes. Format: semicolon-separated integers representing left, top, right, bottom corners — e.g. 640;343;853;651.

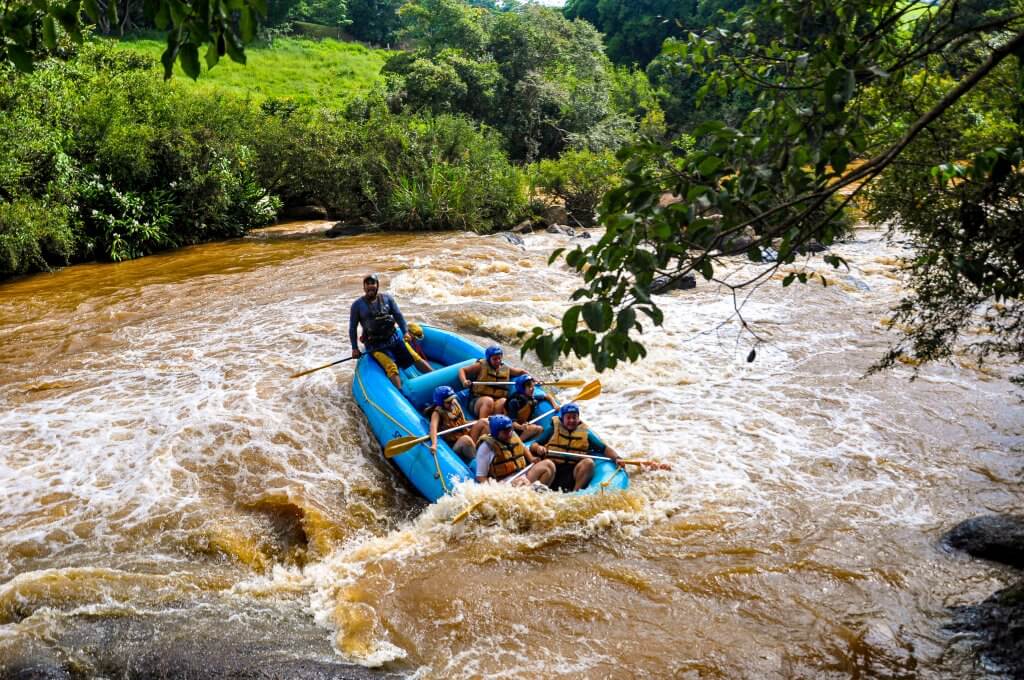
225;29;246;64
582;300;613;332
547;247;565;265
205;40;220;69
239;6;255;43
82;0;100;21
154;0;170;29
782;272;795;287
8;46;33;72
42;16;58;49
106;0;118;24
616;307;636;332
698;258;714;280
698;156;723;176
562;305;580;337
179;41;200;79
161;44;178;80
830;145;850;173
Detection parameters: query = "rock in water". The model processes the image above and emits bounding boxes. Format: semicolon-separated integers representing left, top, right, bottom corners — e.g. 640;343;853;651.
651;274;697;294
944;515;1024;568
546;224;575;237
325;222;365;238
495;232;525;246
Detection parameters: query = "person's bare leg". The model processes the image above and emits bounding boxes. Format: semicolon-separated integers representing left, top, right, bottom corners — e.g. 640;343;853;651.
389;374;402;390
415;359;433;373
476;396;495;419
528;460;556;487
453;436;475;462
469;419;487;442
493;397;507;415
573;458;595;490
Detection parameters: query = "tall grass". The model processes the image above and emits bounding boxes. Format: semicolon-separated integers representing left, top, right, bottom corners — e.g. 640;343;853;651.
111;35;391;107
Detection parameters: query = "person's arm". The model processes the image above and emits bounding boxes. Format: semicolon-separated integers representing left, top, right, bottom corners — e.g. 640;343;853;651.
429;411;441;452
588;431;621;465
349;300;362;357
507;366;528;378
387;295;408;337
459;362;480;388
529;429;551;458
475;441;495;482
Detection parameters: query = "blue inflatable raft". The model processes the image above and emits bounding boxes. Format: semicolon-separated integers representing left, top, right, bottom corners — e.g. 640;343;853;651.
351;325;629;502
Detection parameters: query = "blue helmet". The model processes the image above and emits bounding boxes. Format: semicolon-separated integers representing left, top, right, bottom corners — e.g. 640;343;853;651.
433;385;456;407
514;374;534;395
489;415;513;437
559;403;580;418
484;345;503;361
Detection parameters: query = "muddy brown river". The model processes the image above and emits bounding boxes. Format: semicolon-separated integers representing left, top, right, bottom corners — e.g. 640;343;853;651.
1;222;1021;678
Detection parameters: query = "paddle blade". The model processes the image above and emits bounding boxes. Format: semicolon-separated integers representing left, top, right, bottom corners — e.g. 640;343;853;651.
572;379;602;402
451;499;483;524
384;435;424;458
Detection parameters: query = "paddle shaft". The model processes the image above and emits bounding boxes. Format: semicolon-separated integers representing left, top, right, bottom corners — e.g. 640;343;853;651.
544;449;657;467
290;356;354;379
471;379;585;388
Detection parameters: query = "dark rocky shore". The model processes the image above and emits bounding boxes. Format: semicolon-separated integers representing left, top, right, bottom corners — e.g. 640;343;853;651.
1;605;403;680
944;514;1024;677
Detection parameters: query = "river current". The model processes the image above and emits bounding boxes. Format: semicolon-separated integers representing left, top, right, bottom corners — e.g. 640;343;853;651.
0;222;1021;678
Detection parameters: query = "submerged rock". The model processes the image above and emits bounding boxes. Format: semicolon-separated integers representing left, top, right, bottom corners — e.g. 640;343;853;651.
944;514;1024;678
546;224;575;237
495;231;525;246
651;274;697;294
539;204;569;227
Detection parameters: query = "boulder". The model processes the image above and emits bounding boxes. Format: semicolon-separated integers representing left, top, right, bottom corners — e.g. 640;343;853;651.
798;240;828;254
495;232;525;246
540;204;569;227
651;274;697;294
574;231;592;239
279;204;328;221
511;219;535;234
546;224;575;237
944;515;1024;569
324;222;365;238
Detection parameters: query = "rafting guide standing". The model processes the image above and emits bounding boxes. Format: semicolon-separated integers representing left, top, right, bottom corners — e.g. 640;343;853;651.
349;274;432;389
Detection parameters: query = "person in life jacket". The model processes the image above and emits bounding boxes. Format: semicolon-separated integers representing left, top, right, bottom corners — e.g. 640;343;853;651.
457;345;528;419
474;415;555;486
531;403;623;492
406;323;429;362
427;386;482;462
504;374;555;441
349;274;432;389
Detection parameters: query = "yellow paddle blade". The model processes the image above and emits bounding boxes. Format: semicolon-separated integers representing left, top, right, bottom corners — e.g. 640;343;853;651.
384;435;425;458
451;499;484;524
571;379;602;402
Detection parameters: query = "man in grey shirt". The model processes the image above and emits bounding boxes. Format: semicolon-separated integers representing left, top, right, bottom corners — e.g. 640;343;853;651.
349;274;431;389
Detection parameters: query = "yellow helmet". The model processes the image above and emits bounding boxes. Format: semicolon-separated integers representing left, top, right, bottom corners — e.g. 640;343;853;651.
408;323;424;339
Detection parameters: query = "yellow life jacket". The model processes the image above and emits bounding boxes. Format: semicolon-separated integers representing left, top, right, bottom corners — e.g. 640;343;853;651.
431;401;468;444
547;416;591;463
470;359;510;399
480;433;529;478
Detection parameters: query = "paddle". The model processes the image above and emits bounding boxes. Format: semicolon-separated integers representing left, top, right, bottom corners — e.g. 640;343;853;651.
543;449;673;471
470;379;586;388
383;379;602;459
289;356;355;379
451;463;535;524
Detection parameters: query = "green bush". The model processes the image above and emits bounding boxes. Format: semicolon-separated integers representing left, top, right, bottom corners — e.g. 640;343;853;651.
533;149;621;227
0;199;75;276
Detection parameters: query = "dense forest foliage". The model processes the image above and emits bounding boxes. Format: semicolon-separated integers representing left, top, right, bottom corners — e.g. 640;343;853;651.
0;0;1021;380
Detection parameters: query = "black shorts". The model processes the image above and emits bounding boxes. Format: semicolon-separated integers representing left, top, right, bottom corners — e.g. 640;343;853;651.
551;461;577;492
373;339;417;369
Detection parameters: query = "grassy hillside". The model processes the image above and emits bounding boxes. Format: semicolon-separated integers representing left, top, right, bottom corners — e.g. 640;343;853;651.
112;35;391;106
